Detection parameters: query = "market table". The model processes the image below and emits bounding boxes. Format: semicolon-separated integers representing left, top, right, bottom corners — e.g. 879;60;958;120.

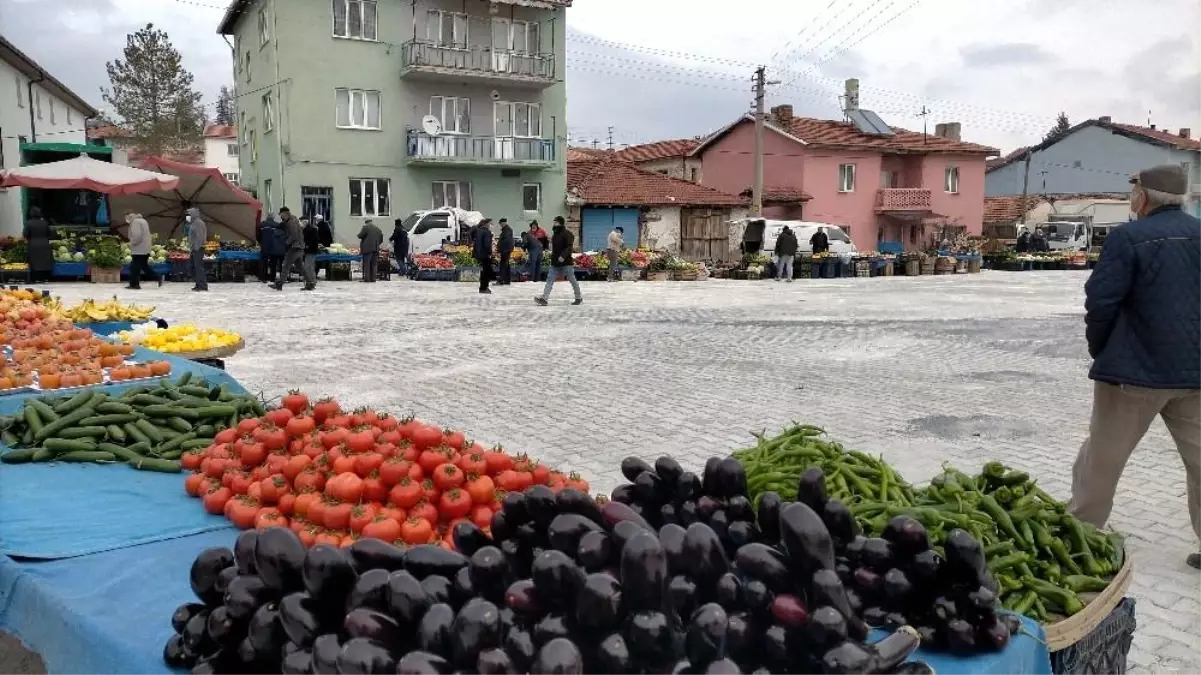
50;262;171;280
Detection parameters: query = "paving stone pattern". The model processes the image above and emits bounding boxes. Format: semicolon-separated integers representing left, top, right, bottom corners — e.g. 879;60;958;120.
39;272;1200;672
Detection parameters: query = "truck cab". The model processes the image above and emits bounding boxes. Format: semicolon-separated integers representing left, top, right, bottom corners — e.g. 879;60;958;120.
1041;219;1091;251
401;209;480;256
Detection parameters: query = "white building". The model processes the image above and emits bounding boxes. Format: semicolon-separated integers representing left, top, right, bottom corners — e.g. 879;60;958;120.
0;34;99;236
202;124;240;185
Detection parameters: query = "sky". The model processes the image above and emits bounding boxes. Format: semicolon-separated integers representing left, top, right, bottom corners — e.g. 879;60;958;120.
2;0;1198;153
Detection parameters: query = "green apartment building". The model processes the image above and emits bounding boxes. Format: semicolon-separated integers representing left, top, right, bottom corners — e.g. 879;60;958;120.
217;0;569;243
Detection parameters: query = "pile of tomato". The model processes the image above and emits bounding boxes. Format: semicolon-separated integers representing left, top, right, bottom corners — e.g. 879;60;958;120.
181;392;590;549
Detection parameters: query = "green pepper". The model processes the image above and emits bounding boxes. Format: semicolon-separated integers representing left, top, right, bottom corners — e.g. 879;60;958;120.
988;552;1031;571
1012;589;1038;616
984;540;1016;557
982;461;1006;479
1063;516;1106;576
993;485;1014;505
1047;539;1083;575
1000;470;1030;486
1063;575;1109;593
979;494;1029;550
1025;577;1084;615
1019;520;1036;549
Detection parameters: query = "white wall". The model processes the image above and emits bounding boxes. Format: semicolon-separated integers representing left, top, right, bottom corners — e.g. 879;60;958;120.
642;206;681;252
0;60;90;236
1049;199;1131;225
204;137;241;182
636;156;703;183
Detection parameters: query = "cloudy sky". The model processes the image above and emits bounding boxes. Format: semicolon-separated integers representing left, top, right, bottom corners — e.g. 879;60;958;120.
3;0;1198;153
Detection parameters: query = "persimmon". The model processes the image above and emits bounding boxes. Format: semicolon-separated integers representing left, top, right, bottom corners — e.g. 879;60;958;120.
148;360;171;376
0;376;13;390
39;372;61;389
101;355;123;367
60;372;83;388
130;364;152;379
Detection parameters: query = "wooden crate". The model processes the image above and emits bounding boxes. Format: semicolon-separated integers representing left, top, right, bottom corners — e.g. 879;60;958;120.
1044;555;1133;651
89;267;120;284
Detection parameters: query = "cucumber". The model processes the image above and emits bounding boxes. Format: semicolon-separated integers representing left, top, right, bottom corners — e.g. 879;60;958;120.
179;385;212;398
180;438;214;451
22;406;43;435
119;386;150;400
21;427;33;446
165;417;193;433
134;419;164;444
80;413;141;426
176;371;193;386
143;405;199;421
59;450;117;462
130;394;172;406
161;388;184;400
34;406;97;442
31;447;53;462
194;424;216;438
43;438;98;454
1;449;36;463
95;402;136;415
53;390;95;414
1;429;19;446
97;443;146;462
126;441;152;456
156;426;181;441
128;456;181;472
193;405;238;419
28;399;59;422
56;426;109;439
105;425;127;443
123;422;150;446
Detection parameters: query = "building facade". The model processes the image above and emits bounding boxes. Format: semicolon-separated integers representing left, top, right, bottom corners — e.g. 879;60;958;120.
218;0;570;244
611;139;702;183
203;124;241;185
0;36;98;236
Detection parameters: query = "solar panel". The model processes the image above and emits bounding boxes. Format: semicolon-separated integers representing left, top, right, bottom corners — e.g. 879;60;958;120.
848;109;895;137
861;110;895;136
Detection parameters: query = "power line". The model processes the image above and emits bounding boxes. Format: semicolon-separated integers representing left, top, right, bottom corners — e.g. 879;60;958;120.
778;0;889;74
771;0;851;66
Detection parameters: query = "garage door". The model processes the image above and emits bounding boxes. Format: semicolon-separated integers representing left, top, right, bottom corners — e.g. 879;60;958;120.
680;208;731;262
581;208;639;252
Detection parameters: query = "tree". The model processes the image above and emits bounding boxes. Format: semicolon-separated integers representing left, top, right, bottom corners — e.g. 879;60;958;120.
101;24;204;156
1044;112;1072;142
214;86;235;126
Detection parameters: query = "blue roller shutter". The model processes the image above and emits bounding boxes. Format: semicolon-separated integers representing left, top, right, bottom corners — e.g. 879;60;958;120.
581;208;639;252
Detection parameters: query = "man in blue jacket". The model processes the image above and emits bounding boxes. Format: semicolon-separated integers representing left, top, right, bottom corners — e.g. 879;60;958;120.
1068;164;1201;568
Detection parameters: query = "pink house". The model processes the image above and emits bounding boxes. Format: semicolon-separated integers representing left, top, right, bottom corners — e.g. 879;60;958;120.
692;105;998;252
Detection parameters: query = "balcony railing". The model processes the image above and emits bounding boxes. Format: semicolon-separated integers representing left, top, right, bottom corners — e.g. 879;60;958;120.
875;188;932;212
406;130;556;166
401;41;555;83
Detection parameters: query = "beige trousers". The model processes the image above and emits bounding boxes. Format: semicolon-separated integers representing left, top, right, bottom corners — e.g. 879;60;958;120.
1069;382;1201;542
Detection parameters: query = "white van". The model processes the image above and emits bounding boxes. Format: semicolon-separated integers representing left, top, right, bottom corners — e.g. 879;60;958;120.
399;208;486;256
760;220;857;255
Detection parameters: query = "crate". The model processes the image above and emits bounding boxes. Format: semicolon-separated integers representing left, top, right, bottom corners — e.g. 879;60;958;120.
376;252;392;281
89;267;121;284
620;268;642;281
218;260;246;283
967;258;982;273
853;259;871;277
1050;597;1135;674
327;262;352;281
412;268;455;281
457;267;481;282
204;260;219;282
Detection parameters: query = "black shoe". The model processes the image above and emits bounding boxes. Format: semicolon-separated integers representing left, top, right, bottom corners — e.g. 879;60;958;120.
192;287;207;292
270;283;283;291
125;285;140;290
572;298;583;305
157;277;164;287
534;296;547;306
480;289;492;294
301;285;315;291
1188;553;1200;570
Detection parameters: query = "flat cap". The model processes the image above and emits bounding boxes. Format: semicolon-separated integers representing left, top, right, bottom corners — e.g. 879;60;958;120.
1130;164;1187;195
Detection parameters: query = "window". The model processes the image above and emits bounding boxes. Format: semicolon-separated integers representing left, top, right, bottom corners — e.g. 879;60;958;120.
494;101;540;137
34;90;41;120
240;112;247;144
350;178;390;217
15;74;23;108
336;89;381;130
522;183;541;212
429;96;470;134
224;172;240;183
427;10;468;48
262;93;275;132
227;143;238;156
838;163;855;192
944;165;960;193
258;8;270;45
880;170;898;188
67;107;73;126
49;99;56;124
432;181;472;209
248;127;258;162
689;167;699;182
507;20;539;54
263;179;274;214
333;0;378;40
245;52;252;82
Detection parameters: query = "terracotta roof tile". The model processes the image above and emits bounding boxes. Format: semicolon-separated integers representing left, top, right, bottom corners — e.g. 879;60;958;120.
987;147;1028;172
613;138;700;163
568;155;744;207
88;124;132;139
127;147;204;165
738;186;812;203
566;146;608;162
203;124;238;139
1109;122;1200;151
785;117;998;155
983;195;1046;223
988;119;1200;173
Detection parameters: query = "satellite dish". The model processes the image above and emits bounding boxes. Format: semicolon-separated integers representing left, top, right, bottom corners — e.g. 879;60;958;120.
421;115;442;136
489;90;501;101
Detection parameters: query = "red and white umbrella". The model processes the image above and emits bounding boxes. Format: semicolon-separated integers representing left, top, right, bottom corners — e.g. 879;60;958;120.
109;157;263;243
0;154;179;195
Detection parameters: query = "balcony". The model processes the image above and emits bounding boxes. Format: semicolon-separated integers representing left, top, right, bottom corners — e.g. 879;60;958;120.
406;130;557;168
875;188;932;213
401;41;556;87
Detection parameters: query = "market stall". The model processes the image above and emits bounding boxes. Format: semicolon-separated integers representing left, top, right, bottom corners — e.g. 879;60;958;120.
111;158;261;243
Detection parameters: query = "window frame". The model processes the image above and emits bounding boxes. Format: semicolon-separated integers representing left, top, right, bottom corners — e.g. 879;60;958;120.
15;74;24;108
245;52;252;82
493;101;541;138
262;92;275;133
349;178;391;217
432;180;472;210
248;126;258;163
263;178;273;213
944;165;960;194
427;10;469;48
240;112;248;145
34;90;41;120
227;143;239;157
259;7;270;46
522;182;541;212
49;98;56;125
335;88;382;131
689;167;699;182
224;172;240;183
333;0;379;41
838;163;856;192
67;107;73;126
429;96;470;135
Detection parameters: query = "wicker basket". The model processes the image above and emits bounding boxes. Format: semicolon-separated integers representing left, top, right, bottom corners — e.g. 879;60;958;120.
967;258;982;274
674;269;699;281
919;260;935;275
90;267;120;284
646;271;668;281
934;258;955;275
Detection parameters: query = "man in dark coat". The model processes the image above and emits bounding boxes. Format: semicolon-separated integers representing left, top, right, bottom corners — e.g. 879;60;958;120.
534;216;582;306
1015;228;1030;253
810;227;830;254
524;222;544;282
473;219;495;294
23;206;53;282
261;217;286;283
271;207;308;291
315;214;334;247
357;219;384;283
774;225;798;281
1030;227;1048;252
1067;164;1201;568
256;212;277;281
390;218;410;276
497;218;515;285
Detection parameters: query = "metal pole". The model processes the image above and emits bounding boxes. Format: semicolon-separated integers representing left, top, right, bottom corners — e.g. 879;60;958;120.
1018;149;1032;229
752;66;765;217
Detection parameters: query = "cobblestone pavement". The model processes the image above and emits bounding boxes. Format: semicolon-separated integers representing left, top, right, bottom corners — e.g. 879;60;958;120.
42;271;1200;672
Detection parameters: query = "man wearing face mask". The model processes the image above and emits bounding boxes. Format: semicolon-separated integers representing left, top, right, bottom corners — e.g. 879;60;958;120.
185;207;208;292
1068;164;1200;569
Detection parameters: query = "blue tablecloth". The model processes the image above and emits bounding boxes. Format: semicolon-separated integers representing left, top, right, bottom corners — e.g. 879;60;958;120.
215;250;257;261
316;253;361;263
51;262;89;278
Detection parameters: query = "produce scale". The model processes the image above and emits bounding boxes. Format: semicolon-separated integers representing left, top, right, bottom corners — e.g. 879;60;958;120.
0;288;1135;675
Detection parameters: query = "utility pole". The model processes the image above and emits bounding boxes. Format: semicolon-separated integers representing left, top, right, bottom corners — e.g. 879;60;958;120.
752;66;779;217
607;126;614;152
918;106;931;143
1019;149;1032;230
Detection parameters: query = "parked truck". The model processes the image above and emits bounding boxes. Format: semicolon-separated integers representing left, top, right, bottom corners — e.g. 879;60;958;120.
397;208;486;257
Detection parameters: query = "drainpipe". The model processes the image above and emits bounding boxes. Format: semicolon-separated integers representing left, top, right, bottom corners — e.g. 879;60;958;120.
272;0;286;211
27;74;45;142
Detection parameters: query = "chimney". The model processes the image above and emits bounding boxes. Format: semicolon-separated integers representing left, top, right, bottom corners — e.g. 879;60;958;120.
771;105;793;127
843;78;860;111
935;122;961;141
1150;124;1156;130
1098;116;1112;123
934;123;947;138
1180;128;1191;138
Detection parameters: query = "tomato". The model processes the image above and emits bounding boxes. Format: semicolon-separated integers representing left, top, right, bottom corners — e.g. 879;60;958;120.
418;449;448;474
421;479;439;503
346;429;375;455
411;424;443;450
514;471;534;491
227;471;253;496
375;443;397;460
431;463;465;491
185;472;207;496
250;465;272;483
282;455;312;482
238;442;267;470
377;430;401;446
378;505;407;522
307;497;329;526
495;470;522;492
265;453;289;475
247;481;263;502
297;527;317;547
484;450;514;475
332;455;357;476
181;451;204;472
409;500;438;525
388;478;423;509
465;475;496;504
313;530;341;547
321;428;349;450
376;414;399;432
255;507;287;530
470;505;494;529
400;442;419;463
354;452;384;477
361;516;402;542
326;473;364;503
323;502;353;530
442;429;466;450
282;390;310;415
260;426;288;452
438;489;472;520
259;474;290;504
203;486;233;515
489;489;505;512
532;464;551;485
265;407;294;428
227;496;259;529
566;472;590;493
348;504;378;533
379;457;411;487
237;417;262;435
286;415;316;438
277;492;297;517
457;453;488;476
214;428;239;445
401;517;434;544
339;533;359;549
312;398;341;425
325;414;352;429
303;442;325;460
290;517;309;534
202;457;223;479
293;491;318;518
398;418;420;440
361;474;387;504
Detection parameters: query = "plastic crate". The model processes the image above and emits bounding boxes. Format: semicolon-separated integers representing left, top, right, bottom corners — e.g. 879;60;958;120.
327;262;352;281
1051;597;1135;674
218;260;246;283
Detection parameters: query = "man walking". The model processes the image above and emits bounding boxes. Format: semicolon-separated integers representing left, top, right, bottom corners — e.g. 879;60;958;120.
358;219;384;282
126;212;161;289
256;211;276;281
390;218;409;276
272;207;307;291
1067;164;1200;568
810;226;830;255
261;216;285;283
497;218;514;285
524;222;543;282
186;207;208;292
474;218;495;294
534;216;582;306
302;218;319;290
774;225;798;282
606;226;624;281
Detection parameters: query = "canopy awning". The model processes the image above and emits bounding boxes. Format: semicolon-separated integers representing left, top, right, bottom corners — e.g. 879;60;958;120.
0;154;179;195
109;157;263;243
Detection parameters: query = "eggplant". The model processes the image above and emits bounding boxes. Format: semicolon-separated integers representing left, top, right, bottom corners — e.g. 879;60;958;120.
651;456;682;484
862;606;888;626
625;610;677;665
498;606;516;635
705;657;741;674
796;467;828;512
577;530;612;572
669;574;698;619
822;499;859;546
932;596;958;621
810;569;869;640
246;603;285;663
490;509;514;541
223;574;272;621
676;472;701;503
945;619;976;655
619;530;668;612
172;602;206;633
468;546;509;602
162;634;193;669
685;602;728;668
575;572;624;631
214;565;239;597
452;565;476;606
621;456;655;482
860;538;896;572
682;523;730;586
733;543;790;592
881;516;930;557
943;529;987;575
504;628;537;671
395;650;453;674
595;632;634;674
420;575;452;606
556;488;605;525
524;485;559;526
884;612;908;631
756;492;783;543
533;613;571;645
385;570;431;625
476;647;516;674
450;598;502;667
234;530;259;575
504;578;541;617
335;637;395;674
530;636;584;674
712;458;747;498
762;624;791;668
909;549;942;586
678;500;699;526
345;537;405;573
695;496;720;521
701;457;722;495
715;572;742;610
181;610;212;653
205;604;243;646
851;568;884;596
708;509;731;544
659;503;679;526
601;501;653;532
417;602;455;656
769;594;808;627
915;625;940;649
502;491;529;523
344;568;390;613
190;547;235;606
515;523;541;548
310;634;341;674
724;612;753;663
977;615;1011;652
872;625;922;671
845;535;867;562
778;502;836;577
741;579;773;616
845;587;864;613
821;640;872;674
255;527;306;593
303;544;358;610
727;521;759;550
404;545;469;580
808;605;848;648
883;568;914;602
281;647;313;674
892;661;937;675
633;471;663;505
835;561;853;585
967;585;997;614
531;549;586;607
452;521;492;558
726;495;754;522
344;607;402;645
279;592;320;648
610;484;637;505
548;514;603;557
